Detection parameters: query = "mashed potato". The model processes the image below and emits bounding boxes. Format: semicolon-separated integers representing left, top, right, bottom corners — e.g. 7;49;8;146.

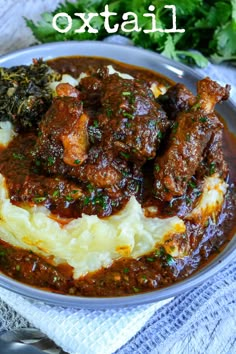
186;174;228;225
0;173;187;278
0;172;227;279
48;65;134;96
0;121;16;147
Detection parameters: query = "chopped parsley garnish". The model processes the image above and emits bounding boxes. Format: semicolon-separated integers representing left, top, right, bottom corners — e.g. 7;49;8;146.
192;102;201;111
125;121;132;128
13;152;25;160
172;122;178;134
92;195;107;208
72;189;79;194
47;156;55;166
123;112;134;119
154;247;165;257
123;268;129;274
204;219;209;227
35;159;41;166
74;159;81;164
87;184;94;193
83;196;90;206
186;196;191;205
33;196;47;203
82;193;109;210
0;250;6;257
209;162;216;175
52;190;60;198
122;91;131;96
93;120;99;128
106;107;113;118
199;116;207;123
65;195;74;202
155;164;160;173
120;151;130;159
188;180;197;188
157;131;163;139
186;133;191;142
121;170;129;177
133;287;140;293
166;254;175;266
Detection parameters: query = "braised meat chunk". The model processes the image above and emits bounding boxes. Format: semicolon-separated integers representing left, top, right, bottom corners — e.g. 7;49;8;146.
30;70;230;214
157;83;195;120
30;76;144;215
196;77;230;113
33;85;134;190
154;78;230;201
34;95;89;175
198;128;228;180
74;146;123;188
97;74;169;163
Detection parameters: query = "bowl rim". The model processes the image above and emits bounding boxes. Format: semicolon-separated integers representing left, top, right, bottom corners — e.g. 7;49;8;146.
0;40;235;309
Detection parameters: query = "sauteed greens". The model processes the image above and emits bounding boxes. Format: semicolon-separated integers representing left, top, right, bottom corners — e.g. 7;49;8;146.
0;60;59;130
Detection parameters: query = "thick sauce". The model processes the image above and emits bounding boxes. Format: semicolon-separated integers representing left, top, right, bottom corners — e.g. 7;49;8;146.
0;56;235;297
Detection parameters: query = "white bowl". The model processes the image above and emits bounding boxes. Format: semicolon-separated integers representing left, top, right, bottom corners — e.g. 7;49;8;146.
0;41;235;308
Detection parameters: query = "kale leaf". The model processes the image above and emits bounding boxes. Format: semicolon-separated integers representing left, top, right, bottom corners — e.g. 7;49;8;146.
0;60;59;130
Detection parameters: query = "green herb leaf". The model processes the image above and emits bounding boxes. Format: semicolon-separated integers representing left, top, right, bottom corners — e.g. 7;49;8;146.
47;156;55;166
166;254;175;266
209;162;216;175
25;0;236;67
74;159;81;164
123;267;129;274
52;190;60;198
199;116;208;123
155;164;161;173
188;180;197;188
133;286;140;293
65;195;74;202
120;151;130;159
123;112;134;119
13;153;25;160
33;196;47;203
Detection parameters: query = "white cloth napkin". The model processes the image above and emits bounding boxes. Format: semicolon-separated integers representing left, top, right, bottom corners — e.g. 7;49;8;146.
0;288;171;354
0;260;235;354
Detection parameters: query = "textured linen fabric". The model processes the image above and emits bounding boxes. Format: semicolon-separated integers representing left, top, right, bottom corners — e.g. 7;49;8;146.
116;261;236;354
0;1;235;354
0;289;171;354
0;261;235;354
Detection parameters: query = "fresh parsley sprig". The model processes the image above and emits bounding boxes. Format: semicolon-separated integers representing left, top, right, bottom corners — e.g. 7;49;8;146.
25;0;236;67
